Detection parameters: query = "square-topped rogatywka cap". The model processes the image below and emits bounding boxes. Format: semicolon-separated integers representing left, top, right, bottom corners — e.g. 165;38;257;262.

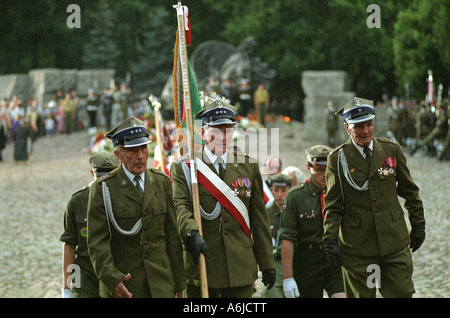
335;97;375;124
105;116;150;148
195;97;236;127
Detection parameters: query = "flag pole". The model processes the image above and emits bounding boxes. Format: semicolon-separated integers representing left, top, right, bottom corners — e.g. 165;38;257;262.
173;2;209;298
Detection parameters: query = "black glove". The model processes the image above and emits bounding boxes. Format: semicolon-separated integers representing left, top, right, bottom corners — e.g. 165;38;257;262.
323;238;343;272
261;269;276;290
185;230;209;264
409;225;426;252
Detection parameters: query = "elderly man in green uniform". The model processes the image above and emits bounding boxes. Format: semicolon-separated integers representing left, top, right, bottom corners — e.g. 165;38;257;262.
171;98;276;298
262;173;292;298
87;116;185;298
60;152;119;298
279;145;345;298
323;97;426;298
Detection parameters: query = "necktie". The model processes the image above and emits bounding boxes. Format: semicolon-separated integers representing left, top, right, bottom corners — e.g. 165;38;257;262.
364;147;372;168
134;175;144;197
216;157;225;179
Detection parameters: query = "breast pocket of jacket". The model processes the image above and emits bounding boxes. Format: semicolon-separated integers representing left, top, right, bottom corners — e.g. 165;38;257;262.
151;197;167;230
298;211;320;237
350;168;369;186
113;204;140;231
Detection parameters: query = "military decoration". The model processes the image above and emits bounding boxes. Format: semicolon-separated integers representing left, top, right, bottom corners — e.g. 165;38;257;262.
300;210;316;220
378;156;397;176
232;177;251;198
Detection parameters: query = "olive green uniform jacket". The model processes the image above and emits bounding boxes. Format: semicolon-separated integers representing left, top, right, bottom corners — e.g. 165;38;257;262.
279;180;325;245
171;149;275;289
60;185;100;297
87;165;185;297
323;138;425;257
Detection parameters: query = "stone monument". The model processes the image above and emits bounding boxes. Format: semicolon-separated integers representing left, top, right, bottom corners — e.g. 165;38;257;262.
301;70;355;144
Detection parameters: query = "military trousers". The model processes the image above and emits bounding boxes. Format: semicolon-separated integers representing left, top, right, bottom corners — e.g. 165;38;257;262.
293;246;344;298
186;284;253;298
342;247;415;298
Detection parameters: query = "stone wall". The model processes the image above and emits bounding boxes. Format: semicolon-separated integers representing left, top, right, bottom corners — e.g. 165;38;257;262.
0;68;115;105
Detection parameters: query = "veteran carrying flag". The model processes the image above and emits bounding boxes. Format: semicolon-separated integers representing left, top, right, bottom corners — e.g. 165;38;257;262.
173;2;208;297
173;4;202;150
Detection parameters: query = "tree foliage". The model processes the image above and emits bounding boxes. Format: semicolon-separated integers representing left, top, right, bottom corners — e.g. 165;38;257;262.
0;0;447;101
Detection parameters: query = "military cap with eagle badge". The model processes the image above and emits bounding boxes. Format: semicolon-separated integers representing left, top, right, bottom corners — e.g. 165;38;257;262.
335;97;375;124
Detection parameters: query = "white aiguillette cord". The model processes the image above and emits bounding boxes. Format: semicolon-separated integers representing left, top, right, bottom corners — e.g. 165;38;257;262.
102;181;142;237
337;148;369;204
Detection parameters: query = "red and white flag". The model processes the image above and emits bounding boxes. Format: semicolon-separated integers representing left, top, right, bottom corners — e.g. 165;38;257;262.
263;181;274;207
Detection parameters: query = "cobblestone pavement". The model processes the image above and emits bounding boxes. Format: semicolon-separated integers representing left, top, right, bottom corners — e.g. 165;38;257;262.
0;121;448;297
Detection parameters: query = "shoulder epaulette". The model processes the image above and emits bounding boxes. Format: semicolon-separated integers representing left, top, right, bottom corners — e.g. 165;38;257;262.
70;185;88;197
149;168;170;180
377;137;396;144
235;151;258;162
288;182;305;193
97;170;116;182
329;143;345;156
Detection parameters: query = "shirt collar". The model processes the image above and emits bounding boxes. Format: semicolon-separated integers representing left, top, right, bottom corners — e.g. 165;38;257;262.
351;139;373;157
204;146;227;165
122;164;145;183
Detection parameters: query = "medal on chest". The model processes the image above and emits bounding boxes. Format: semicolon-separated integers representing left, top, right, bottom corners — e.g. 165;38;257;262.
233;177;251;198
377;156;397;176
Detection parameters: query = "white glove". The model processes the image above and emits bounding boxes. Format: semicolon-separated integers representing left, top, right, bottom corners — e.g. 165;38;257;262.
283;278;299;298
62;289;73;298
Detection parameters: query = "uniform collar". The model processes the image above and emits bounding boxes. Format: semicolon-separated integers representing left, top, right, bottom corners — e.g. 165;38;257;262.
203;146;227;165
351;139;373;158
122;163;145;183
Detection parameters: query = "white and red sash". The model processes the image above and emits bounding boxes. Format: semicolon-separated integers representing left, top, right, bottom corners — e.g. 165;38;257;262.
184;158;251;239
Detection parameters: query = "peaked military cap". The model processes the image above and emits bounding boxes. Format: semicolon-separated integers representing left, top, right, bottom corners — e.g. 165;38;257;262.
335;97;375;124
105;116;150;148
269;173;292;188
306;145;333;165
89;152;119;172
195;97;236;127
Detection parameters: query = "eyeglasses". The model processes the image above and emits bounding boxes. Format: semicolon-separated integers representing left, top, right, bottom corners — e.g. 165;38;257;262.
311;167;326;174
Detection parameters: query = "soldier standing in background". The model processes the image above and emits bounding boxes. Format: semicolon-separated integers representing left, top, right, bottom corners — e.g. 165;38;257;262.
262;173;292;298
60;152;119;298
111;85;122;127
323;97;425;298
325;101;339;147
413;103;434;151
421;103;448;156
119;84;132;121
237;80;252;117
387;97;404;144
100;88;114;131
86;89;99;130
